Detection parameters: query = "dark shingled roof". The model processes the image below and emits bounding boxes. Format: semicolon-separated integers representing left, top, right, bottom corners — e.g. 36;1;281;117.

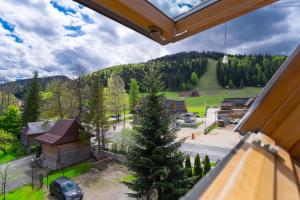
36;119;83;145
21;120;56;135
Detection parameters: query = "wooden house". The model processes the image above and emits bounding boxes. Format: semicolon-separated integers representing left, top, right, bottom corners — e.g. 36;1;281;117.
133;98;188;123
36;119;90;170
20;120;56;153
218;97;256;123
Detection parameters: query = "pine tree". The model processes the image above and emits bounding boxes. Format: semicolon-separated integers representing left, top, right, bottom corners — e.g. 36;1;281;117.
129;79;140;112
194;154;203;180
204;155;211;175
22;71;41;124
191;72;198;86
84;75;109;152
185;155;193;178
125;68;188;200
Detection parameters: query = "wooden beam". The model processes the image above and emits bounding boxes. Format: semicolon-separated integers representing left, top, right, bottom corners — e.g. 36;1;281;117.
74;0;277;45
270;104;300;150
75;0;174;43
261;85;300;135
276;146;300;200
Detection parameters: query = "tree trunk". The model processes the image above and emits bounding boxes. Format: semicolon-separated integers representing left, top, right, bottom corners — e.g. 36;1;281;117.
3;183;6;200
0;146;6;155
101;126;105;151
56;90;64;118
96;125;101;154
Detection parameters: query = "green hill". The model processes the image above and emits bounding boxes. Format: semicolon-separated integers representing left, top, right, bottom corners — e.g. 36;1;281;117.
197;58;223;91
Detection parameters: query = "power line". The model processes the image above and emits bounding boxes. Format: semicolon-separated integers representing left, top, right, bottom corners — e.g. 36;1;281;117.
269;5;300;7
273;0;300;5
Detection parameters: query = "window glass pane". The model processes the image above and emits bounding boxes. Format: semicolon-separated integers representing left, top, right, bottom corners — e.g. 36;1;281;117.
147;0;219;21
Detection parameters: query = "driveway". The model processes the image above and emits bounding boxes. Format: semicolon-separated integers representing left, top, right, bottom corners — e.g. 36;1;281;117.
176;108;218;140
0;155;35;192
46;163;131;200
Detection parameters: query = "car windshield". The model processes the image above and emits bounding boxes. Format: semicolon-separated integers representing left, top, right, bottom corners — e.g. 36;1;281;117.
61;181;77;192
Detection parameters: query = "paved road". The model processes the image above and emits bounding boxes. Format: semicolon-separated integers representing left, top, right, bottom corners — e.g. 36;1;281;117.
180;142;231;162
0;155;35;192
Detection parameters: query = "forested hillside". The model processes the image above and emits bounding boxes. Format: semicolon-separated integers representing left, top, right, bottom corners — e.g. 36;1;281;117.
216;55;286;88
90;52;208;91
0;75;71;99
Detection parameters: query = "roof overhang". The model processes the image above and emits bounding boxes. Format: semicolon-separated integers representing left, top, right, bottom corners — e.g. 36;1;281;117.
235;44;300;161
74;0;277;45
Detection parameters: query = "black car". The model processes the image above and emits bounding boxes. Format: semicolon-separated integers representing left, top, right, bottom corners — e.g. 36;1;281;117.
50;176;83;200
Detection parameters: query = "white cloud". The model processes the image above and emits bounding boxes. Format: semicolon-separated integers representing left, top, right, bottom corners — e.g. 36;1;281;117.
0;0;298;81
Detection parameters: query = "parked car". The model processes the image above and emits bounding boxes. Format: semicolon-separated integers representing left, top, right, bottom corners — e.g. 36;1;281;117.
50;176;83;200
111;114;121;119
218;120;225;127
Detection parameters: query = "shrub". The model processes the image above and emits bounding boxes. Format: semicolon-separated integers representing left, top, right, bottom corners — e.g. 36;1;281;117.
185;155;193;177
194;154;202;180
204;155;211;175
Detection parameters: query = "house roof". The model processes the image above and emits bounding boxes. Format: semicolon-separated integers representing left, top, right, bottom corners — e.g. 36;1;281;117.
73;0;276;45
36;119;83;145
166;99;187;114
22;120;56;135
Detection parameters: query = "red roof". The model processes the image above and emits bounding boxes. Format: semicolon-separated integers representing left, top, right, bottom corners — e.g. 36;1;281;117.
36;119;83;145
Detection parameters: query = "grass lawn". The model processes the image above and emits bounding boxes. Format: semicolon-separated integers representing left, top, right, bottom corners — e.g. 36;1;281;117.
0;142;25;164
119;174;136;183
43;160;93;186
0;185;44;200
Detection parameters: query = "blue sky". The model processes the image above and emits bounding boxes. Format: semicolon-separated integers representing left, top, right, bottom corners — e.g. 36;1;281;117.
0;0;299;81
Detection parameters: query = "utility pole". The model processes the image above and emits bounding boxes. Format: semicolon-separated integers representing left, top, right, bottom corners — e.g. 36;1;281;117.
204;101;207;133
123;104;126;129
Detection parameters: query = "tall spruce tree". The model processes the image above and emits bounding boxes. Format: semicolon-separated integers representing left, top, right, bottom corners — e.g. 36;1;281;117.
185;155;193;178
84;75;109;152
125;68;188;200
194;154;203;180
23;72;41;124
204;155;211;175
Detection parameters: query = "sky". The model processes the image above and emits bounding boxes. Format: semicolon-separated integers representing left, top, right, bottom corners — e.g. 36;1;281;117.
0;0;299;81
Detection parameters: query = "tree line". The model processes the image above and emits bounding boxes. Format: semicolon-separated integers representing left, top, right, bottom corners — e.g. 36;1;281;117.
216;55;287;88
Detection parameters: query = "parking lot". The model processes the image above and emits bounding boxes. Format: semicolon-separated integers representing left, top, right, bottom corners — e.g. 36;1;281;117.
46;163;131;200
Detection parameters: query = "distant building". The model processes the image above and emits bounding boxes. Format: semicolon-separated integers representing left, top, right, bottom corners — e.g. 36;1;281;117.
20;120;56;153
182;113;196;123
179;90;200;97
133;98;188;123
217;97;255;125
36;119;90;170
